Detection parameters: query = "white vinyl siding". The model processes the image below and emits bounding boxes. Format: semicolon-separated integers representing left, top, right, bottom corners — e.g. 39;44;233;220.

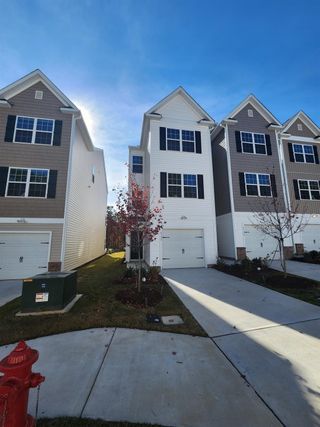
63;122;107;270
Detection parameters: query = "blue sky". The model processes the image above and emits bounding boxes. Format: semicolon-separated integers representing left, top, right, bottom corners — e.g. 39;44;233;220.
1;0;319;204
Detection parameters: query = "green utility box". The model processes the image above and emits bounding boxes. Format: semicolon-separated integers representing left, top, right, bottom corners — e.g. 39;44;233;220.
21;271;77;313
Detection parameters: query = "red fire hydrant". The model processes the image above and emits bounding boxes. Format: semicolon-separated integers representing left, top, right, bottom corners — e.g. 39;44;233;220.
0;341;45;427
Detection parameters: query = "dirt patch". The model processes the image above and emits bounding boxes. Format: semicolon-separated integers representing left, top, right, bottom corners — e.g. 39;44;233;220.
116;286;163;308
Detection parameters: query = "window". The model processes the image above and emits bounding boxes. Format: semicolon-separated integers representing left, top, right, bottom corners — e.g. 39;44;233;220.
182;130;195;152
6;167;49;198
132;156;143;173
245;173;271;197
184;174;197;198
293;144;315;163
14;116;54;145
298;180;320;200
168;173;182;197
241;132;267;155
166;128;180;151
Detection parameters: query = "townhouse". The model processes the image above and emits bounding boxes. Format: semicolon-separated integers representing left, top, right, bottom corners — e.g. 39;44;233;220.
0;70;107;279
279;112;320;253
126;87;218;268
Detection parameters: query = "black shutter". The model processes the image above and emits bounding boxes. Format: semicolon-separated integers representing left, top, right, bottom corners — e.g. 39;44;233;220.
197;175;204;199
239;172;246;196
293;179;300;200
195;131;202;154
288;143;294;162
313;145;319;164
160;172;167;197
0;167;9;196
270;174;277;197
159;127;166;151
4;115;16;142
53;120;63;146
47;170;58;198
265;134;272;155
235;131;242;152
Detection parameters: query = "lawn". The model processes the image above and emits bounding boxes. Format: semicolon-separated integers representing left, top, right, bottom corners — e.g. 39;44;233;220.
215;262;320;306
0;253;205;345
38;418;165;427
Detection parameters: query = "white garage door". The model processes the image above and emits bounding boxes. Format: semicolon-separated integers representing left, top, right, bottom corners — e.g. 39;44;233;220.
244;226;279;259
0;233;50;280
162;229;205;268
303;225;320;252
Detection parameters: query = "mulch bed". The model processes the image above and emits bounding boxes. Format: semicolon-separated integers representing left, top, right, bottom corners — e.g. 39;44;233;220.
116;286;163;308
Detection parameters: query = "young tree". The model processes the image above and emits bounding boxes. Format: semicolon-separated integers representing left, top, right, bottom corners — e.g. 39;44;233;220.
251;193;307;276
115;176;165;291
105;206;125;251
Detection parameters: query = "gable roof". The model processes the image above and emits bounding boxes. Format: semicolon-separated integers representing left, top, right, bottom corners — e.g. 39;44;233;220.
282;110;320;136
140;86;215;147
223;94;281;126
145;86;215;123
0;69;98;150
0;69;79;110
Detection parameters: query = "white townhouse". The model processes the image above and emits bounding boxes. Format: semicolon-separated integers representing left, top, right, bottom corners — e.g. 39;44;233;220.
126;87;218;269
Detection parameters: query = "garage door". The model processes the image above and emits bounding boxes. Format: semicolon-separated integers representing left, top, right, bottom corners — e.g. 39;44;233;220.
162;229;205;268
303;225;320;252
0;233;50;280
244;226;279;259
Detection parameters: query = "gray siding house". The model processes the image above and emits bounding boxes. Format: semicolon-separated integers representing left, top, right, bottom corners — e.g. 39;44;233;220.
212;95;287;260
0;70;107;279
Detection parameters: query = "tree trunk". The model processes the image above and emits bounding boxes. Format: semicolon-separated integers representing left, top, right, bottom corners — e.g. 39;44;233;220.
279;239;287;278
137;233;142;293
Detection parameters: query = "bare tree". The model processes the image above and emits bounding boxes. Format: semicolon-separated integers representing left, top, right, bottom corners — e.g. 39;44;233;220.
252;193;307;276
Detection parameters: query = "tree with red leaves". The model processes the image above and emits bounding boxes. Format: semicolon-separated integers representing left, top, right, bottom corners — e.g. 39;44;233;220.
115;176;165;291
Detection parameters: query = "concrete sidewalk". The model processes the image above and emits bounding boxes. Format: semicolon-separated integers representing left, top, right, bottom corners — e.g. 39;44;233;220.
163;268;320;427
0;328;280;427
271;259;320;281
0;280;22;307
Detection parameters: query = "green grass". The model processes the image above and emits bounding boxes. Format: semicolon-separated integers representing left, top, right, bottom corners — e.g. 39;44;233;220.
0;253;205;345
215;264;320;306
38;418;164;427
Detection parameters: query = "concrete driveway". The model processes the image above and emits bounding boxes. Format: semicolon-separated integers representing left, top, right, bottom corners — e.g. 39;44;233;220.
0;280;22;307
0;328;280;427
271;259;320;281
163;268;320;427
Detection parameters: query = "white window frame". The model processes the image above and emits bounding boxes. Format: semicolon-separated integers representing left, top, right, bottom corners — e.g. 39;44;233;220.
13;116;55;146
244;172;272;197
166;128;196;153
183;174;197;198
298;179;320;200
240;131;267;155
168;173;182;198
293;143;315;163
5;167;49;199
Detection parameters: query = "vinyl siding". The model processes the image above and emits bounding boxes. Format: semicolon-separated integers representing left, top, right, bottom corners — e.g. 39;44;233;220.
212;128;232;216
287;118;316;139
63;123;107;270
0;81;72;218
146;94;217;267
0;223;63;262
283;138;320;213
228;103;285;212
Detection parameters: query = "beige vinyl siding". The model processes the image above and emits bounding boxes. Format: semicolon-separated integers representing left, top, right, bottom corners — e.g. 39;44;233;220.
0;223;63;262
63;123;107;270
287;118;316;138
0;81;72;218
228;103;285;212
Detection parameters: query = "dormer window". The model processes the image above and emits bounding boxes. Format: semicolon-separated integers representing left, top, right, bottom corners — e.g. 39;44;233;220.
14;116;54;145
132;156;143;173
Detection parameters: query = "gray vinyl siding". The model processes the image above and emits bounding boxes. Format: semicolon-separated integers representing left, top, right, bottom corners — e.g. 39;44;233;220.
212;128;231;216
283;138;320;214
287;118;316;138
0;81;72;218
0;223;63;262
228;103;285;212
